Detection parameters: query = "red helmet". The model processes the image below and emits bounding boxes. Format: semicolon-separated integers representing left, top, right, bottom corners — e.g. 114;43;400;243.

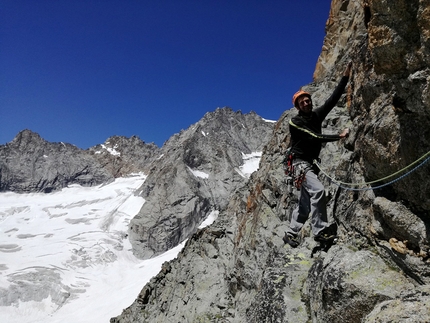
292;90;311;108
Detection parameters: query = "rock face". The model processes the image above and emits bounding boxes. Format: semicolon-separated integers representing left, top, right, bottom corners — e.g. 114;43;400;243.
88;135;160;177
111;1;430;322
128;107;274;259
0;130;114;193
0;130;159;193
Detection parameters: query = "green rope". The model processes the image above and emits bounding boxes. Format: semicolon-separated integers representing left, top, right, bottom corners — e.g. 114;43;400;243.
313;150;430;188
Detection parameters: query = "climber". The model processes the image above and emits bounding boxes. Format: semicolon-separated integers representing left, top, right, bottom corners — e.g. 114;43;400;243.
283;61;352;248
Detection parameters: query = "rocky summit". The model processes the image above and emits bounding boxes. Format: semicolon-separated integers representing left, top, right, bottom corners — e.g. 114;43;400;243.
128;107;274;259
111;1;430;322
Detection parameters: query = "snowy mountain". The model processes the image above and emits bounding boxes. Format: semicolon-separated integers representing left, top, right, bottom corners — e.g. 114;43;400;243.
0;154;262;323
0;107;273;322
0;130;160;193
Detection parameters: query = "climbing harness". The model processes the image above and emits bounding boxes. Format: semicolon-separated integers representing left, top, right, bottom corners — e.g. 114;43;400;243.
313;150;430;191
283;148;313;192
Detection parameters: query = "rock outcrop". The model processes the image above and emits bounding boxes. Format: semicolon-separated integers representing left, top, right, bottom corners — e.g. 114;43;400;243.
111;1;430;322
128;107;274;259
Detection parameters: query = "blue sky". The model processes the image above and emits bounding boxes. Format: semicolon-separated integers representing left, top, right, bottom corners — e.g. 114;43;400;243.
1;0;331;148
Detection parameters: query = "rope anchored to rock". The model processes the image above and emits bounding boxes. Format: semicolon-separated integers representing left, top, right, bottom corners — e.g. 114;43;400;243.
313;150;430;191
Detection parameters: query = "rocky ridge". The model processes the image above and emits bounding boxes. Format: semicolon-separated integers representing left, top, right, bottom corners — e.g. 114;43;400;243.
0;130;115;193
111;1;430;322
0;130;161;193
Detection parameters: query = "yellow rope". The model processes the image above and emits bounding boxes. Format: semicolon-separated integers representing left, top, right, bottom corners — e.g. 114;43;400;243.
313;150;430;187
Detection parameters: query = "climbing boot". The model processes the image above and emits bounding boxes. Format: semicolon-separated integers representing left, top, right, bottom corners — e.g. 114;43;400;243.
311;232;338;258
283;232;300;248
314;232;337;243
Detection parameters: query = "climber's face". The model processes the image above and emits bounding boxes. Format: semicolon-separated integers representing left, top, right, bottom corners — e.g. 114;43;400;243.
297;96;313;114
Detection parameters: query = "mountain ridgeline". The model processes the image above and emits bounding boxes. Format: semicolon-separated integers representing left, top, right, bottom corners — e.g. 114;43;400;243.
0;107;275;261
0;130;159;193
111;0;430;322
0;107;274;320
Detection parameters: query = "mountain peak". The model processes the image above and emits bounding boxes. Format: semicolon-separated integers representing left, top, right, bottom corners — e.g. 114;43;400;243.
11;129;45;147
128;107;274;259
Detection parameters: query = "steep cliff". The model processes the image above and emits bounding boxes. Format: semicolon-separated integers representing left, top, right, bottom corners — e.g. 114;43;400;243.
112;1;430;322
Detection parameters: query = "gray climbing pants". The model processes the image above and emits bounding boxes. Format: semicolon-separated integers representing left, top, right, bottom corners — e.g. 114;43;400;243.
287;162;328;237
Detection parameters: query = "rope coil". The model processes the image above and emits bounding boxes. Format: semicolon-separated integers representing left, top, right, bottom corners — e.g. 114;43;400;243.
313;151;430;191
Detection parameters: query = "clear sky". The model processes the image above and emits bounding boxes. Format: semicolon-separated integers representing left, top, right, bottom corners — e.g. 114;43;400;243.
1;0;332;148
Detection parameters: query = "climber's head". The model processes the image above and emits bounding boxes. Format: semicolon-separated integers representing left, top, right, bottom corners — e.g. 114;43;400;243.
292;90;312;114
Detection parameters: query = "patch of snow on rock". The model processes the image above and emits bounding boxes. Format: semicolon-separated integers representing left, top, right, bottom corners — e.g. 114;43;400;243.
187;166;209;179
101;144;121;156
236;152;262;179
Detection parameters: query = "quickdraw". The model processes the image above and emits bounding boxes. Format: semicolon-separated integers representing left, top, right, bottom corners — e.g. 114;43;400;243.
293;163;313;190
294;169;307;189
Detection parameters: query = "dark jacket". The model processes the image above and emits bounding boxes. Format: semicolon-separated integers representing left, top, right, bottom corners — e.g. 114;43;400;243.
289;76;349;163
